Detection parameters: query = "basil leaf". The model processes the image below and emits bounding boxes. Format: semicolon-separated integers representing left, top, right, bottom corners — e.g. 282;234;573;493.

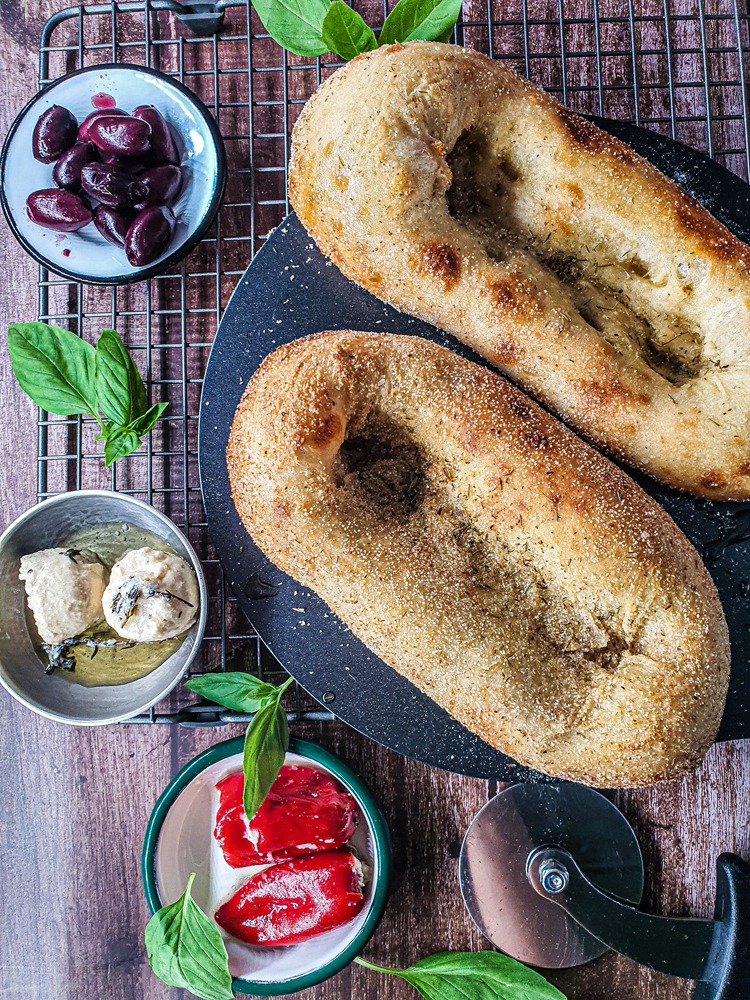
322;2;377;59
185;672;281;713
379;0;463;46
243;687;290;819
145;872;234;1000
355;952;567;999
95;328;148;426
128;400;169;437
102;423;142;466
251;0;330;57
7;322;97;416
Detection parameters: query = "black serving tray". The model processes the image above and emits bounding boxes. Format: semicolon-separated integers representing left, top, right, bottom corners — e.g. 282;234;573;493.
200;119;750;780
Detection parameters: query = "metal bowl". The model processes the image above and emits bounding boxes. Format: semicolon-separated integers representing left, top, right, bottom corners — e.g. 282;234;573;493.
0;490;207;724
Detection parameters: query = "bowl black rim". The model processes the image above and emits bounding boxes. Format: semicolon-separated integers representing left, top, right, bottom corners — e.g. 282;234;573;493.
0;62;227;286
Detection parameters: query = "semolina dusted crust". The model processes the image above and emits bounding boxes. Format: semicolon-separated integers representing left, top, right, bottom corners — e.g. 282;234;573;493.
227;331;730;788
289;41;750;501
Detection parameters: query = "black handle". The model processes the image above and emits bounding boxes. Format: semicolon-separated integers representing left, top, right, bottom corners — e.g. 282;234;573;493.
528;848;750;998
694;854;750;1000
528;847;716;980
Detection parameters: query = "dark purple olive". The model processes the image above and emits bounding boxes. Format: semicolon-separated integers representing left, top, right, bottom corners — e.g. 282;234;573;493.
88;115;151;158
125;204;176;267
135;165;183;209
78;108;127;142
52;142;99;191
101;153;148;174
93;205;134;247
26;188;92;232
32;106;78;163
132;105;179;166
80;163;147;208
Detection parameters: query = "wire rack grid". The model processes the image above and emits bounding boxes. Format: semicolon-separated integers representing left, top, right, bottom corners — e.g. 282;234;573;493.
33;0;750;724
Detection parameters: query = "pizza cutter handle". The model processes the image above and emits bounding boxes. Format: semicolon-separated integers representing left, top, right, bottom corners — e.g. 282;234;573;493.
528;847;750;999
693;853;750;1000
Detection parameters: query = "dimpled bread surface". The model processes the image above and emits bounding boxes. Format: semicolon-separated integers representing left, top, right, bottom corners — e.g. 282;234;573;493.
228;331;730;788
289;41;750;500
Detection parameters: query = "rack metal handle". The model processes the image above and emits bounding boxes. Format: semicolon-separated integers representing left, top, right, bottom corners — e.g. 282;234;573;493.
171;0;226;35
42;0;229;41
528;847;750;1000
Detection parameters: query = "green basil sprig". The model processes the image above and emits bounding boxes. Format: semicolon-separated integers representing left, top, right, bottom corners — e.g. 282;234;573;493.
355;952;567;999
322;2;378;59
7;322;167;466
251;0;460;62
145;873;234;1000
184;671;282;713
184;672;294;819
379;0;462;46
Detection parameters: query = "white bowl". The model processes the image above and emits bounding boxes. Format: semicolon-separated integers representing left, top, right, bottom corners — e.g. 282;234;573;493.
0;63;226;284
142;737;391;995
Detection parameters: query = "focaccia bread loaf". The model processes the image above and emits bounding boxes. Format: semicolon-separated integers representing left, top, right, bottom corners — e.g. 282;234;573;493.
228;331;730;787
289;41;750;500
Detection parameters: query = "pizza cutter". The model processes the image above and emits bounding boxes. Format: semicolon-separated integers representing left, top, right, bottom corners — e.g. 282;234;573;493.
459;784;750;999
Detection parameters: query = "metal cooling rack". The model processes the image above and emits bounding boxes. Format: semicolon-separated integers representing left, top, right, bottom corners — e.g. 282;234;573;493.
34;0;750;724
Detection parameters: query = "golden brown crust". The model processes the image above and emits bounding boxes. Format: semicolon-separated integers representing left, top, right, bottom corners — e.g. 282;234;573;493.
289;42;750;500
228;331;730;787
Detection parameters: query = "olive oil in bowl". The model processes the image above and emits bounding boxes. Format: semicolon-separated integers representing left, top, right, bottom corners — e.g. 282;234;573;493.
33;521;190;688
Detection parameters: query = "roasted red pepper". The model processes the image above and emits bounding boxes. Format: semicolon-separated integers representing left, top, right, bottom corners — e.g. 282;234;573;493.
215;848;365;946
214;765;358;868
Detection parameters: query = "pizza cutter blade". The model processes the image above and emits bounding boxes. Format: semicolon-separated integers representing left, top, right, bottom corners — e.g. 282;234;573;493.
458;783;750;1000
458;783;645;968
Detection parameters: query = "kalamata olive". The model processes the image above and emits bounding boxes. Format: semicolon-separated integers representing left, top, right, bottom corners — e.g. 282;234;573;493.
88;115;151;157
52;142;99;191
135;165;183;209
101;153;148;173
132;105;179;166
26;189;92;232
77;108;127;142
125;204;176;267
32;106;78;163
80;163;147;208
93;205;134;247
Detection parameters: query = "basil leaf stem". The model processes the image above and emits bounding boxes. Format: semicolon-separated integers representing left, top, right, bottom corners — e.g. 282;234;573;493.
145;872;234;1000
354;953;567;999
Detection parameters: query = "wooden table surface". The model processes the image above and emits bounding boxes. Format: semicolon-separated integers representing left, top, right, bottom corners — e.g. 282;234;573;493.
2;2;750;998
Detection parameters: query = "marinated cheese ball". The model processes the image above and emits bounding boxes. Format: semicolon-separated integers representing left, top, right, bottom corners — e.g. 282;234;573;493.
19;548;107;645
102;546;199;642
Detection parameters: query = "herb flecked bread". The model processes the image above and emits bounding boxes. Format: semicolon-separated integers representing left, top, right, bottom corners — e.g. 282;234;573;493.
227;331;730;787
289;41;750;500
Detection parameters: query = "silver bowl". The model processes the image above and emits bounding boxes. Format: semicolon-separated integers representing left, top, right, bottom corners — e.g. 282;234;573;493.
0;490;207;724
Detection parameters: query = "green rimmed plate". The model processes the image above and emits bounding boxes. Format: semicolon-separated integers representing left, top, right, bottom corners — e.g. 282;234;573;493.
142;736;391;995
